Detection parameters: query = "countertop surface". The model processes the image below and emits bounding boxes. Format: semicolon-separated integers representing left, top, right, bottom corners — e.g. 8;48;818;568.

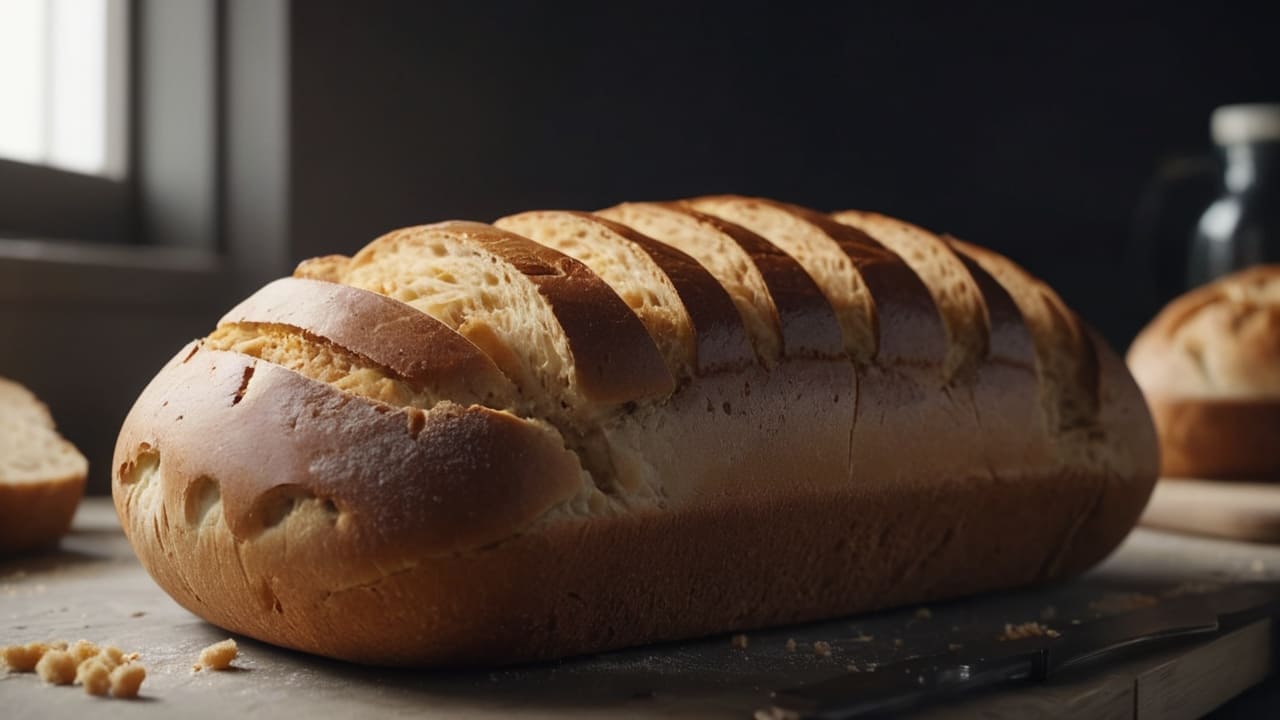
4;498;1280;718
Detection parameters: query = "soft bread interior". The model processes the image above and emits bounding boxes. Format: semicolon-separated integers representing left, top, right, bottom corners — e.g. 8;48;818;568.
495;211;696;378
834;210;988;377
338;224;587;421
205;324;436;410
687;196;876;363
597;202;783;362
0;379;87;485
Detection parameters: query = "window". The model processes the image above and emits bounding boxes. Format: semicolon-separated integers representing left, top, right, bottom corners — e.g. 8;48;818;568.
0;0;129;178
0;0;132;243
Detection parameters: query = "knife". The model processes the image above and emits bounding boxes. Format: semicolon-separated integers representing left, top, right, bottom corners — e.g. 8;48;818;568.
762;583;1280;720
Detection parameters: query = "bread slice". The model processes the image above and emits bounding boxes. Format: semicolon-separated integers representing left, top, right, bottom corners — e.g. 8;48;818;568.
0;378;88;554
832;210;989;377
951;240;1100;434
687;196;946;366
494;210;753;378
596;202;843;361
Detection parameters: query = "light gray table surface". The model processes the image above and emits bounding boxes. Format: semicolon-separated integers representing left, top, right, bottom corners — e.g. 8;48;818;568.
4;498;1280;718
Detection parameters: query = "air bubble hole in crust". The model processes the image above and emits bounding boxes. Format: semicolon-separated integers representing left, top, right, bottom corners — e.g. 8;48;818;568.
248;485;340;536
119;448;160;487
185;476;222;526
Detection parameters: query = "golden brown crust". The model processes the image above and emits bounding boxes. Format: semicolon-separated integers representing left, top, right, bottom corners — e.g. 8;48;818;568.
112;199;1158;668
657;203;846;359
1128;266;1280;478
0;476;84;555
114;345;585;556
350;221;675;405
581;213;756;374
220;277;516;406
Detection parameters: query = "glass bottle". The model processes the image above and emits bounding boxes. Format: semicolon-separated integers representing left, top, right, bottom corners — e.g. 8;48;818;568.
1188;103;1280;287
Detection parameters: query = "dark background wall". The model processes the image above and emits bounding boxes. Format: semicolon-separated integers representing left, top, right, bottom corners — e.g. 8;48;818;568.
287;2;1280;349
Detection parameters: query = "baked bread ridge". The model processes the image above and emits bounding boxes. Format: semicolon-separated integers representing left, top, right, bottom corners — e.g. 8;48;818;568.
113;199;1158;667
1127;265;1280;478
0;377;88;554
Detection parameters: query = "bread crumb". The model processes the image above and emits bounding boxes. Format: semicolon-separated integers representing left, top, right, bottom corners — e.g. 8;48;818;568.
195;639;238;671
76;659;111;696
1071;619;1082;625
122;652;140;663
109;663;146;699
845;664;860;672
2;643;48;672
1089;593;1158;615
851;633;873;643
813;641;832;657
914;608;932;620
998;622;1061;641
784;638;797;653
35;650;77;685
730;634;749;650
99;646;125;668
948;643;963;651
130;611;146;618
69;639;100;664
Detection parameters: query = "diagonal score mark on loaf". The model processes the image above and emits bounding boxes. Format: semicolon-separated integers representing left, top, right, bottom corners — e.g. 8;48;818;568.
494;210;755;378
334;221;675;496
948;240;1108;580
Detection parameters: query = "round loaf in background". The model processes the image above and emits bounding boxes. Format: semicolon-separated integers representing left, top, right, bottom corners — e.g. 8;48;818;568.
1127;265;1280;479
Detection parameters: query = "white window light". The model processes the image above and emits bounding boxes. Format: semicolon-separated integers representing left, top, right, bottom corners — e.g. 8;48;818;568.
0;0;129;179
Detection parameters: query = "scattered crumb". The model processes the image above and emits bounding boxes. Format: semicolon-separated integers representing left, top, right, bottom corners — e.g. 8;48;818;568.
75;659;111;696
845;664;860;672
813;641;832;657
1090;593;1159;615
1161;581;1222;598
1040;605;1057;621
914;608;932;620
109;663;146;699
784;638;797;653
998;622;1061;641
851;633;873;643
1;643;48;672
99;646;125;667
35;650;77;685
123;652;140;663
1071;619;1082;625
194;639;239;671
69;639;100;664
730;634;749;650
948;643;963;651
130;611;146;618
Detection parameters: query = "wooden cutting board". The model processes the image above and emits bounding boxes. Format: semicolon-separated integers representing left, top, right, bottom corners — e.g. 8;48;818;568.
1142;478;1280;543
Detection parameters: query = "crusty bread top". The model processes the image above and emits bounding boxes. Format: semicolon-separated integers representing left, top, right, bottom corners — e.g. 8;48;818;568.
494;210;754;378
1128;265;1280;399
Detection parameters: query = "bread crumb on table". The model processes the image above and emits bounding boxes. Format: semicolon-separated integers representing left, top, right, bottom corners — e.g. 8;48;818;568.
76;659;112;696
784;638;796;653
914;608;932;620
194;638;239;671
730;634;749;650
998;622;1061;641
110;663;146;699
851;633;873;643
35;650;77;685
3;638;146;699
813;641;832;657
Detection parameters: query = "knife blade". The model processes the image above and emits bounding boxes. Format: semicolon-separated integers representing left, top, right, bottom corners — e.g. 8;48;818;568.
762;583;1280;720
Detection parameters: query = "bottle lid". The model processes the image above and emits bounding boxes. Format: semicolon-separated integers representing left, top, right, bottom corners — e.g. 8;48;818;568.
1212;103;1280;145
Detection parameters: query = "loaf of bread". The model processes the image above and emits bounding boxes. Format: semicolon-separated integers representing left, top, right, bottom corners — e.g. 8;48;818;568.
1;377;87;554
1127;265;1280;479
112;196;1157;666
